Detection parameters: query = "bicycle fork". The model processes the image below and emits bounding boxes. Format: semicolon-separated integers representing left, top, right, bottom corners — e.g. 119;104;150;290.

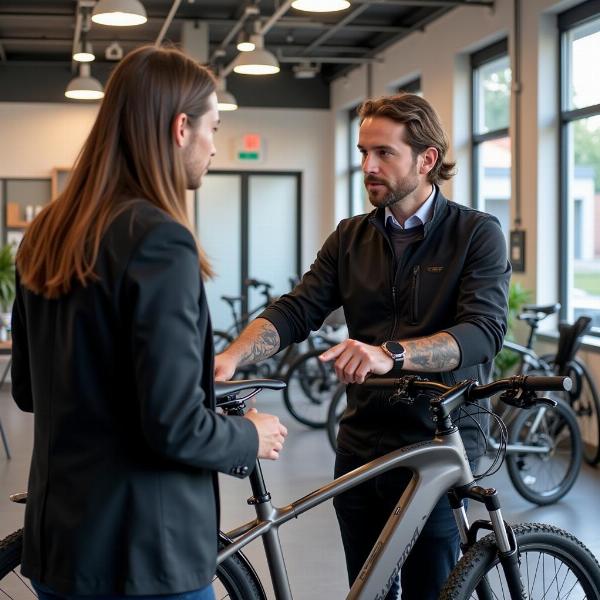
450;486;528;600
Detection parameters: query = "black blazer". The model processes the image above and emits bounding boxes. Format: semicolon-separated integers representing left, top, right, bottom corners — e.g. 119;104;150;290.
11;201;258;595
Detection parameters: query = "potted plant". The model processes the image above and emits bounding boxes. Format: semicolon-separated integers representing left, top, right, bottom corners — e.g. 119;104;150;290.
494;281;532;377
0;245;16;341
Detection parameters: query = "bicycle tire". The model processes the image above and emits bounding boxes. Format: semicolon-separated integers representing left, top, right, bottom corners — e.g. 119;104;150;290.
0;529;267;600
327;383;347;451
541;353;600;466
506;398;582;505
283;348;337;428
440;523;600;599
213;330;233;354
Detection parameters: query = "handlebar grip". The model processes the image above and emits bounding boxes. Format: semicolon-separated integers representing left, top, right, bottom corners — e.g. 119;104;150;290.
522;375;572;392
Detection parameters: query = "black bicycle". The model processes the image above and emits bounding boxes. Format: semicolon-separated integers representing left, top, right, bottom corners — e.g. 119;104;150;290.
503;303;600;466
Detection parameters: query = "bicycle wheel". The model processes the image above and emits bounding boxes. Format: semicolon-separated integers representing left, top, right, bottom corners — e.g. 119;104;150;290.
327;383;347;451
0;530;267;600
283;348;337;428
213;330;233;354
506;399;582;505
440;523;600;599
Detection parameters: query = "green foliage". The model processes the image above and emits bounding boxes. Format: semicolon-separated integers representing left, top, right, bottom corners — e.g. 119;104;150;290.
0;245;16;313
482;67;511;132
573;118;600;193
494;282;532;377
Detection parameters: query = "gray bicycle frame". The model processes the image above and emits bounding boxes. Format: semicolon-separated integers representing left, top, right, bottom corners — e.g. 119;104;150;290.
217;428;502;600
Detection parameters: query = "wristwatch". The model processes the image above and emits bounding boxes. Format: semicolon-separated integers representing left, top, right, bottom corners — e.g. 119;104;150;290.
380;341;405;369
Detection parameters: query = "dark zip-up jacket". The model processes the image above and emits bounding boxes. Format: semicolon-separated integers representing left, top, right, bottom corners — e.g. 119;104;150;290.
261;190;510;459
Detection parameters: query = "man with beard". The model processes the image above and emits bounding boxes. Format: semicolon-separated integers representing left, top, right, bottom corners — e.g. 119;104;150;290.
215;93;510;599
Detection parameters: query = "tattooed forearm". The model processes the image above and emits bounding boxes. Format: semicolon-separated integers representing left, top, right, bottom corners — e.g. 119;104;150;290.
402;332;460;372
227;318;281;366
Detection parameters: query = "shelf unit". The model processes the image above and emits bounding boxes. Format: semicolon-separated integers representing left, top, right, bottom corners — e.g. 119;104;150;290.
0;177;53;249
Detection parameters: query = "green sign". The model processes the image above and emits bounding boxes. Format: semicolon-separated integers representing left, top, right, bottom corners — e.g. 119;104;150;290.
238;151;260;160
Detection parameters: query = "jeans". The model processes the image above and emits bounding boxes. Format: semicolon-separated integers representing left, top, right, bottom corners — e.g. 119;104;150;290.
32;582;215;600
333;448;464;600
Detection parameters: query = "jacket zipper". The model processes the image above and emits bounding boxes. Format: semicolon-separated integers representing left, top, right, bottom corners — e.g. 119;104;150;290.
410;265;420;325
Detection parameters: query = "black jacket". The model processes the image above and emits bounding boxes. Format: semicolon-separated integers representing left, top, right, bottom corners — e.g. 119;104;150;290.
261;190;510;459
12;202;259;595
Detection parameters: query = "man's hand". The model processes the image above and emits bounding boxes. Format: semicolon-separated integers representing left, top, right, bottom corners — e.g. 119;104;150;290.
245;408;288;460
215;352;238;381
319;339;393;384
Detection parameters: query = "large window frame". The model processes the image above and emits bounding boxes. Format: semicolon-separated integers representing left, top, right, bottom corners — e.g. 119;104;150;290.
348;104;364;217
471;39;511;236
559;1;600;329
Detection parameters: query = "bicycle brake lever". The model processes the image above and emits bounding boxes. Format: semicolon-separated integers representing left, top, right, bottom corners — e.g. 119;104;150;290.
532;396;558;408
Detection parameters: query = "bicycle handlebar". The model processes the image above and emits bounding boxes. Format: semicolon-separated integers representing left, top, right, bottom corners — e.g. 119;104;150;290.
245;278;273;290
364;374;571;401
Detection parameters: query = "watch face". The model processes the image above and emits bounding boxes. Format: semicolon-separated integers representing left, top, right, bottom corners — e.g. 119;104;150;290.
385;341;405;356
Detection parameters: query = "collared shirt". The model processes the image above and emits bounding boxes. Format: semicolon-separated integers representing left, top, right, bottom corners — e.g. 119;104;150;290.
385;185;436;230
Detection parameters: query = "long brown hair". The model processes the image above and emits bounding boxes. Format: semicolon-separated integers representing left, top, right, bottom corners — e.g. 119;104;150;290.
359;93;456;185
17;45;215;298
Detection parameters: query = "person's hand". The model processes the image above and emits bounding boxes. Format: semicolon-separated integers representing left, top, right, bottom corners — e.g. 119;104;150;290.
319;339;394;384
245;408;288;460
214;352;238;381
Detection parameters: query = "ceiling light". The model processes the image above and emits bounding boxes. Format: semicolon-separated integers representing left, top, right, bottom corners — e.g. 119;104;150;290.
293;62;320;79
73;40;95;62
291;0;350;12
237;31;256;53
65;64;104;100
92;0;147;26
233;35;279;75
216;78;238;111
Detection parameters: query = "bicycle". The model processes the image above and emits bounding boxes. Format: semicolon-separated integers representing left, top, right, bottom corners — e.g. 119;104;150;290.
2;375;600;599
282;307;347;428
326;374;583;506
501;302;600;466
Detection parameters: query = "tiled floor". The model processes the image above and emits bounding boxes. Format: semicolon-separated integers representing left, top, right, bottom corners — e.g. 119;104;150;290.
0;387;599;598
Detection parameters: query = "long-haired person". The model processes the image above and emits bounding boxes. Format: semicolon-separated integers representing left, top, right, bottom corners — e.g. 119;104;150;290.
11;45;287;600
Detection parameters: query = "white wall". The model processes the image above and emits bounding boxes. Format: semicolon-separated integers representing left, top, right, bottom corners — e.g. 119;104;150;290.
0;103;334;271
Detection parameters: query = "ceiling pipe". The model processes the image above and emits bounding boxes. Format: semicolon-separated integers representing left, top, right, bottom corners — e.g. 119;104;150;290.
277;52;382;64
301;4;370;55
353;0;493;5
155;0;182;46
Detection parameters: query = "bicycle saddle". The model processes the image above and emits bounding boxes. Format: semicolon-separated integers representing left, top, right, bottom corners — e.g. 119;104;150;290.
215;379;286;400
519;303;561;321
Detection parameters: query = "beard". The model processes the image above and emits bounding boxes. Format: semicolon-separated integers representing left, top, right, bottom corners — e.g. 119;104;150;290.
365;173;419;209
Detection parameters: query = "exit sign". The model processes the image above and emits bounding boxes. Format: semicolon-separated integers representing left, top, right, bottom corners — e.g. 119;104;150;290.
235;133;264;162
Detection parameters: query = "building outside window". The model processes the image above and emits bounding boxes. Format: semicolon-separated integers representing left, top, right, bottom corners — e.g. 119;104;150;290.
471;40;511;245
560;2;600;328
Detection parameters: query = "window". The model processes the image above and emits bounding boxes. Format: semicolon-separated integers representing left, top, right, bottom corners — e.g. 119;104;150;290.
348;105;366;216
560;1;600;328
471;40;511;244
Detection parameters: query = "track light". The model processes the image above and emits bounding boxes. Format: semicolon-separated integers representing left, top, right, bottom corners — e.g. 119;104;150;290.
92;0;147;26
216;79;238;112
65;64;104;100
291;0;350;11
237;31;256;53
73;40;95;62
233;34;279;75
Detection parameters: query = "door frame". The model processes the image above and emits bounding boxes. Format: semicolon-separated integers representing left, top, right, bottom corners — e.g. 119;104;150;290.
195;170;302;316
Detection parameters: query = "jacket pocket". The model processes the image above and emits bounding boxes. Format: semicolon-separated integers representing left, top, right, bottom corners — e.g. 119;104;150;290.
410;265;420;325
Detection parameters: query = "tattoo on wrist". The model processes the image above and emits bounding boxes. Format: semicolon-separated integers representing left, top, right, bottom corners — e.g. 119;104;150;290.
407;336;460;372
239;322;280;366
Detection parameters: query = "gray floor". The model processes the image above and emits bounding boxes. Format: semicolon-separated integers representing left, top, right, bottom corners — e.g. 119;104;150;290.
0;388;599;598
